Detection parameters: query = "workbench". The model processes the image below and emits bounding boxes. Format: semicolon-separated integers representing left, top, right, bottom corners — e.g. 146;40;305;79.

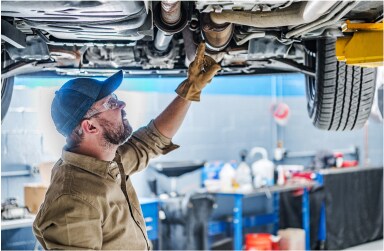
207;181;315;251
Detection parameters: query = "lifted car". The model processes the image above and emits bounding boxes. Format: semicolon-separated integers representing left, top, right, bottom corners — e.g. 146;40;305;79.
1;1;383;130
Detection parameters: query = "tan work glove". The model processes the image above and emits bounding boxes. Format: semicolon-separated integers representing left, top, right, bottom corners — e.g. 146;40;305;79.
175;42;221;101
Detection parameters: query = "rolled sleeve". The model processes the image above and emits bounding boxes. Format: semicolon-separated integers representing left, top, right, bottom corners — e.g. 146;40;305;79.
117;120;179;175
33;195;102;250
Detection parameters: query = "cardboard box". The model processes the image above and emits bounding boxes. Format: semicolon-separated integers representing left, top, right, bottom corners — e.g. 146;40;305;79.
278;228;305;250
24;162;54;214
24;184;48;214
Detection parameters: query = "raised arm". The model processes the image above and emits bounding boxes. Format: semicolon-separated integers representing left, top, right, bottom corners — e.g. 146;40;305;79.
154;96;191;138
153;42;221;138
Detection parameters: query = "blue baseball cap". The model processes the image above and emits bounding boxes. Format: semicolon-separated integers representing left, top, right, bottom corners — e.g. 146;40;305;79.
51;70;123;137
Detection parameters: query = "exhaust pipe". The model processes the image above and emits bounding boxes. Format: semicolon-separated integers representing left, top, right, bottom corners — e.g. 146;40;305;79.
154;0;188;52
181;27;197;67
210;1;338;28
201;13;234;52
154;31;174;51
161;0;181;25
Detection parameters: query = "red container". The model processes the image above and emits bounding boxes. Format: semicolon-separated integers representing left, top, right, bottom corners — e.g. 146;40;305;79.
245;233;272;251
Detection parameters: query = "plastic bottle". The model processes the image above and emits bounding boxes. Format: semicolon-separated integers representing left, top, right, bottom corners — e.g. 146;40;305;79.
219;162;236;192
277;165;285;186
235;150;253;192
202;161;223;192
249;147;275;188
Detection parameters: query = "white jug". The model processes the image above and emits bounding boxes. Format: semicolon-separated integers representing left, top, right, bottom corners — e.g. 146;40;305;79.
219;162;236;192
249;147;274;188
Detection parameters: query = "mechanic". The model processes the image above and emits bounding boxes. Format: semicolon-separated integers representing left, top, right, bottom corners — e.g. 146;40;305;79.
32;42;221;250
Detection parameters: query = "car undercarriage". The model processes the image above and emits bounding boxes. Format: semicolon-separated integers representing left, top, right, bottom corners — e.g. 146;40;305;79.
1;1;383;130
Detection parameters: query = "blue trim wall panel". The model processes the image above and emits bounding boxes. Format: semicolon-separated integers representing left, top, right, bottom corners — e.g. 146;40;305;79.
14;74;305;96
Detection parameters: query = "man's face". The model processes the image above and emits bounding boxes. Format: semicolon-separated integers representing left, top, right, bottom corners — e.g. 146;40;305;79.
90;94;133;145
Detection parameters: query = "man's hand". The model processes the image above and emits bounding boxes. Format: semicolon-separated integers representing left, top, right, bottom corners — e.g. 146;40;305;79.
175;42;221;101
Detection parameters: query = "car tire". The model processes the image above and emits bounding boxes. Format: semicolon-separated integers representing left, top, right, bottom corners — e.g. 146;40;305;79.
304;38;376;131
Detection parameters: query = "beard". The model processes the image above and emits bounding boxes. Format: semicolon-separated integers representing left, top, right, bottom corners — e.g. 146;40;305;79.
98;111;133;146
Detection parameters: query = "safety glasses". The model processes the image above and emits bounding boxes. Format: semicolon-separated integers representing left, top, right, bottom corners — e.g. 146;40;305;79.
84;93;124;119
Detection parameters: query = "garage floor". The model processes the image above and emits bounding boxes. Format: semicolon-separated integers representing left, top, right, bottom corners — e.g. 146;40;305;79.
344;239;383;250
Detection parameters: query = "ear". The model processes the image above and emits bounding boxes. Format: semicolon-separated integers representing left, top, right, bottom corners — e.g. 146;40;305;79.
80;119;99;135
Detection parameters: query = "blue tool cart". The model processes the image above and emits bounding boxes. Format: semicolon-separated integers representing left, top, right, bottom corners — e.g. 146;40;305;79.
139;198;160;242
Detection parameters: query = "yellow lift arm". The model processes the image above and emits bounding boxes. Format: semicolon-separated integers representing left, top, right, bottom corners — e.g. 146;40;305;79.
336;20;383;67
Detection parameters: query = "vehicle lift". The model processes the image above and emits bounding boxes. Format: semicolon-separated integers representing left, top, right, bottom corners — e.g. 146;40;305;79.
336;20;383;67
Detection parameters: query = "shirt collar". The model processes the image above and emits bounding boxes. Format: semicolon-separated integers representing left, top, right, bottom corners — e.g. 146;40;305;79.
61;149;116;178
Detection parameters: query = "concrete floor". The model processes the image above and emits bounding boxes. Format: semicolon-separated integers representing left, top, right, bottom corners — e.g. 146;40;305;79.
344;239;383;250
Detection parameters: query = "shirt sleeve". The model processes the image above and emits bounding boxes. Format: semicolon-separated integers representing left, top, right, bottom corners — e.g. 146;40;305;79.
33;195;102;250
116;119;179;175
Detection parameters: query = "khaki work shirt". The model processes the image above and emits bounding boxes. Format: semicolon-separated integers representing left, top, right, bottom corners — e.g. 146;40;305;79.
33;120;179;250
